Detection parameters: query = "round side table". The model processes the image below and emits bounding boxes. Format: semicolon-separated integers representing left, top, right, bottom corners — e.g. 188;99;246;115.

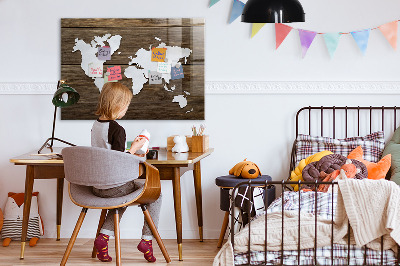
215;175;275;248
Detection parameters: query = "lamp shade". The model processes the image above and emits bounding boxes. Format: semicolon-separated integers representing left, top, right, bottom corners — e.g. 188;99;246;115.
52;84;80;108
241;0;305;23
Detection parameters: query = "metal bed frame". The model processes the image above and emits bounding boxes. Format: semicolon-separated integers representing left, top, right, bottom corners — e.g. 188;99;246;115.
230;106;400;266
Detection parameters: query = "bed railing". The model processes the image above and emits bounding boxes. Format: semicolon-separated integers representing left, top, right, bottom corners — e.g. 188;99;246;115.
230;180;400;266
289;106;400;185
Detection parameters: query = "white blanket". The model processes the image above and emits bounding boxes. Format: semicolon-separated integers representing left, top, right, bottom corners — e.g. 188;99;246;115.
335;178;400;251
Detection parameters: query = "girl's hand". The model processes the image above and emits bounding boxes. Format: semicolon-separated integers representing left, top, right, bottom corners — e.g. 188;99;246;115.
134;148;149;157
129;137;147;155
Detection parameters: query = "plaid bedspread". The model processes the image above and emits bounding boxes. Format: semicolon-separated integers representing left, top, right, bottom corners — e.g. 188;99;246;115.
234;191;397;265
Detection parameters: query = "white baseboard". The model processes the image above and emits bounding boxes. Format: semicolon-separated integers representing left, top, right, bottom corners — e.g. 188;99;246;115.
1;81;400;94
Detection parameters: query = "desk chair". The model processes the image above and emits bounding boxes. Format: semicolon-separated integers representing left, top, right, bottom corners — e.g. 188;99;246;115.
60;146;171;265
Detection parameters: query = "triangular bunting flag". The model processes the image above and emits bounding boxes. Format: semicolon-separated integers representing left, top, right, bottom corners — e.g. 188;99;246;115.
323;33;341;58
298;29;317;58
275;23;293;49
251;23;266;38
351;29;370;55
378;21;398;50
229;0;245;24
209;0;220;7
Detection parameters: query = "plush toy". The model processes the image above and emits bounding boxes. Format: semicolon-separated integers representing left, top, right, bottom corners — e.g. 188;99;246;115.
172;135;189;153
348;146;391;180
229;159;261;179
1;192;44;247
289;150;333;191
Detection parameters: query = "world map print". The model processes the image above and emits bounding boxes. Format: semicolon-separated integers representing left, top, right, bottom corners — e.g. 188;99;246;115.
61;18;204;120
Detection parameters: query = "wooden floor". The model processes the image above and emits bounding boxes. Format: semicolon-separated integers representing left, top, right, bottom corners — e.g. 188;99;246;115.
0;239;222;265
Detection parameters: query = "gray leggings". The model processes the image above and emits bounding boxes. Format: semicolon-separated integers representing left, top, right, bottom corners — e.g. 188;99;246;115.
92;180;162;240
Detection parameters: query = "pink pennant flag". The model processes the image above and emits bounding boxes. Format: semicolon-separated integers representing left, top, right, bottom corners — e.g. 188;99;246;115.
298;29;317;58
275;23;293;49
378;21;398;50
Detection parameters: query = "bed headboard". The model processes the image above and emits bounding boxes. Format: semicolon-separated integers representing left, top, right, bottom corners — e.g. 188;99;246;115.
290;106;400;179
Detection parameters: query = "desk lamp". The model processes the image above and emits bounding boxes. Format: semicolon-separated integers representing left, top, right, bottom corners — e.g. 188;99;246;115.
38;80;80;154
241;0;305;23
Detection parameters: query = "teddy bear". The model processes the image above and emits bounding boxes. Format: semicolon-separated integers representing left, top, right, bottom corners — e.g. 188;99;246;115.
229;159;261;179
1;192;44;247
172;135;189;153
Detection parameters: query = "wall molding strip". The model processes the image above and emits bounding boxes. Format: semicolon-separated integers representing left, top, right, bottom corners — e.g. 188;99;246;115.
206;81;400;94
1;81;400;95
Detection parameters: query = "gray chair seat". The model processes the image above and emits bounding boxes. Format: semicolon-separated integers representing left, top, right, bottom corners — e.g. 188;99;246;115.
61;146;170;265
69;180;145;208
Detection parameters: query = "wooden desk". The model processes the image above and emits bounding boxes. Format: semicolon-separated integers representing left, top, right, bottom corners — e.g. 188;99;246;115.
147;148;213;260
10;147;213;261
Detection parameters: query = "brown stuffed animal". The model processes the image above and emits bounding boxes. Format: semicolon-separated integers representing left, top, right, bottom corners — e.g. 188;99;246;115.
229;159;261;179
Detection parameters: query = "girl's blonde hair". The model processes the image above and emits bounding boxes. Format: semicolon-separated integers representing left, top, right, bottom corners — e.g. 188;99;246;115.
95;82;133;120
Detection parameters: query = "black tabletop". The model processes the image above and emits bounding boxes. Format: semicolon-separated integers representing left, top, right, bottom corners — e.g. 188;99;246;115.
215;175;272;188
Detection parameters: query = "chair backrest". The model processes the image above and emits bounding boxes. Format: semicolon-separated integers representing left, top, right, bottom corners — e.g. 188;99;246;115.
62;146;145;187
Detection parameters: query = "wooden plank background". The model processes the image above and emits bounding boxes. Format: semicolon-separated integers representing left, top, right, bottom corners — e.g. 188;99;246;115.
61;18;204;120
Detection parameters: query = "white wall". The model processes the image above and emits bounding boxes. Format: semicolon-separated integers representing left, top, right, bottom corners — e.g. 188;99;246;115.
1;0;400;240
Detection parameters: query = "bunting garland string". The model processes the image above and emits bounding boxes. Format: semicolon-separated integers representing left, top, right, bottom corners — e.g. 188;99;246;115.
279;20;400;35
209;0;400;58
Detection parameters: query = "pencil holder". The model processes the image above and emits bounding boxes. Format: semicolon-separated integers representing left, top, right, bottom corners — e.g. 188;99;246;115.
191;135;209;153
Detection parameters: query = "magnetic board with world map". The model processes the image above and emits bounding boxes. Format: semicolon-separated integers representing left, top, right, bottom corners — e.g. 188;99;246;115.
61;18;204;120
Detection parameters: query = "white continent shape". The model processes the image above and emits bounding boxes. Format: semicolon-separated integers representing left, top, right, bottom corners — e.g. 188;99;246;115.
125;39;192;96
73;34;122;91
172;95;187;108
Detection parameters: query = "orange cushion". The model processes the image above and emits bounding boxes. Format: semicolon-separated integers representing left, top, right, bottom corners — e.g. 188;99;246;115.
347;146;391;180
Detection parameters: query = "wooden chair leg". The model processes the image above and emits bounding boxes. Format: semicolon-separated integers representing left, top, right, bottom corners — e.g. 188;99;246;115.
217;211;230;248
114;210;121;266
92;209;108;258
60;208;88;266
141;205;171;263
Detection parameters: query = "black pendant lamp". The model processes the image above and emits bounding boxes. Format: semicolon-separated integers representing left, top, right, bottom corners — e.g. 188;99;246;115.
242;0;305;23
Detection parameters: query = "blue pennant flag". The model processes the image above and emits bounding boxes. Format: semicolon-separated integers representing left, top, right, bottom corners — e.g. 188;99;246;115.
229;0;245;24
351;29;371;55
323;33;341;58
209;0;221;7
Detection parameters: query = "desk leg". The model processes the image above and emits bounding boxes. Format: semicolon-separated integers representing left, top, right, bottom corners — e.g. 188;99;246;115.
172;167;183;261
56;178;64;241
20;165;35;259
193;161;203;242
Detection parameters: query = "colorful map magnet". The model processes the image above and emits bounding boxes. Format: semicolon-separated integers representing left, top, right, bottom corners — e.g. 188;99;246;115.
171;65;184;80
149;71;163;84
98;46;111;61
107;65;122;81
151;47;167;62
88;62;103;77
157;62;171;73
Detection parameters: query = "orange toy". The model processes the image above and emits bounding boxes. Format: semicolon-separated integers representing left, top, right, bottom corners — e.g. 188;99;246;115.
348;146;391;180
229;159;261;179
1;192;43;247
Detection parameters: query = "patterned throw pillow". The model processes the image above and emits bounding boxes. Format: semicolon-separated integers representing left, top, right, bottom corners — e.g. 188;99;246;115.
294;131;385;166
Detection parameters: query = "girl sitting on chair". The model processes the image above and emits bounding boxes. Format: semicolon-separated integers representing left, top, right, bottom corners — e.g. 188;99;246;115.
91;82;162;263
